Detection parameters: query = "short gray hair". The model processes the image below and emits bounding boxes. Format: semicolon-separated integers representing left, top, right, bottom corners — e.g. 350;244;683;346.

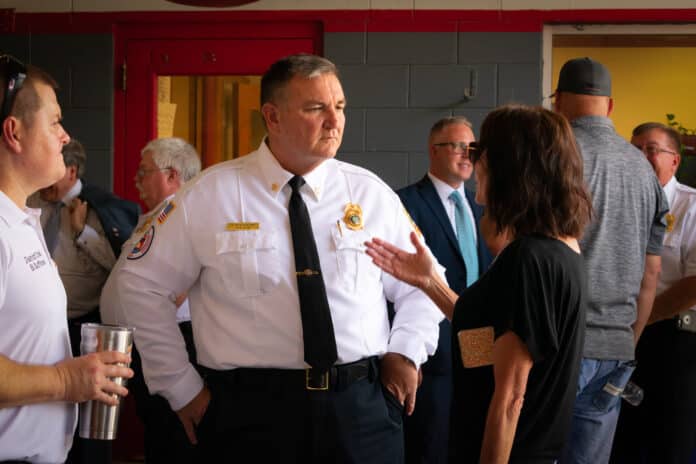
261;54;338;105
62;139;86;177
429;116;472;141
141;137;201;182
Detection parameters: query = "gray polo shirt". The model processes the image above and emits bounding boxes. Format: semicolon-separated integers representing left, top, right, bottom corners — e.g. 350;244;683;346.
572;116;668;361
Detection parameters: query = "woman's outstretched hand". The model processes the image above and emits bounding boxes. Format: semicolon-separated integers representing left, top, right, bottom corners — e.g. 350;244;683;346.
365;231;433;289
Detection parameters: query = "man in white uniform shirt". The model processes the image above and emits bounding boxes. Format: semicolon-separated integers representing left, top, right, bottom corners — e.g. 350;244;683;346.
100;137;201;464
0;55;131;464
612;122;696;463
115;54;443;462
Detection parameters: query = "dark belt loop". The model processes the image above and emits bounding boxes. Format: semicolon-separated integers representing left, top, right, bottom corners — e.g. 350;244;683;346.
368;356;379;383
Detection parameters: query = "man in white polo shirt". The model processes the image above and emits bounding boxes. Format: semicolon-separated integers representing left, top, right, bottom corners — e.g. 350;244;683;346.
0;55;132;464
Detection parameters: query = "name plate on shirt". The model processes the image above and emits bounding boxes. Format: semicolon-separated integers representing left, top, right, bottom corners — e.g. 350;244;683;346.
226;222;260;231
458;326;494;368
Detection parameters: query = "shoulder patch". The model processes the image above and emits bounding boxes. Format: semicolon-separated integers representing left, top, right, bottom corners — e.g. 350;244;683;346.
157;201;176;225
127;226;154;260
403;207;423;238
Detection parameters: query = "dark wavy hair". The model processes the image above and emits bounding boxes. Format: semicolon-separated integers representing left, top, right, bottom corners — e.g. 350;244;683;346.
479;104;592;239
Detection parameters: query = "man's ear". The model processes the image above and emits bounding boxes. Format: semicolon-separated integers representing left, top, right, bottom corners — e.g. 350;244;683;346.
66;165;79;181
1;116;22;153
261;102;280;132
167;167;180;183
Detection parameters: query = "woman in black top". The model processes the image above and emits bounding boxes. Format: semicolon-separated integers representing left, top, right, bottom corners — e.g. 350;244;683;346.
366;105;593;463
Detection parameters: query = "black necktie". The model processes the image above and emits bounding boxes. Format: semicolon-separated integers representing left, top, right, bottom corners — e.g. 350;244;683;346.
43;201;63;253
288;175;337;371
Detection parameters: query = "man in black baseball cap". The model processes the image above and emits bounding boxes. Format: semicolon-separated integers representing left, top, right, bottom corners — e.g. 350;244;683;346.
555;56;612;97
554;57;668;464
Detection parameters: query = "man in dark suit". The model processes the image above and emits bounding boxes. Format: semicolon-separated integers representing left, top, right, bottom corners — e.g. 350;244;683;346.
398;116;492;464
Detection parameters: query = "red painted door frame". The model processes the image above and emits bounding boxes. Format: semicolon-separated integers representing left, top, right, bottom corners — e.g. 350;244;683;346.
114;21;322;203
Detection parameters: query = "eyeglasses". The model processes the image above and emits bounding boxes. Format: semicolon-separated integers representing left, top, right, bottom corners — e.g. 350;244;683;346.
633;143;678;157
136;167;171;178
432;141;479;159
0;54;28;125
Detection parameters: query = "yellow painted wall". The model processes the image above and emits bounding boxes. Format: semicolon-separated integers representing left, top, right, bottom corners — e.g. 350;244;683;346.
552;47;696;140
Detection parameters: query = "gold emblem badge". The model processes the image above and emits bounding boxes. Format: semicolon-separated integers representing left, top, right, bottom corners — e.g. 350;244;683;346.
343;203;364;230
666;213;675;233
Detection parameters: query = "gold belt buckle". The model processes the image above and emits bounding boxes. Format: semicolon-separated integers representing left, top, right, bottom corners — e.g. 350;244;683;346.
305;369;329;391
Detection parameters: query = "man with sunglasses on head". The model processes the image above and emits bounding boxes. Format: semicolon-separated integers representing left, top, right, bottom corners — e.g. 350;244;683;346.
396;116;492;464
0;55;133;464
552;57;669;464
611;122;696;464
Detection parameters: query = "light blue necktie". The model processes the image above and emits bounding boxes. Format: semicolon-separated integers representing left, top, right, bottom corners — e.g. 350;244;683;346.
449;190;478;287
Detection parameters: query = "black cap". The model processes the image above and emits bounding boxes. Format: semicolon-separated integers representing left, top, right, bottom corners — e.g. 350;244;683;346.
556;57;611;97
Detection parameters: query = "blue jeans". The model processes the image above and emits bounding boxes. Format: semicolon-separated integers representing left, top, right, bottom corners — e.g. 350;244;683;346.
561;358;636;464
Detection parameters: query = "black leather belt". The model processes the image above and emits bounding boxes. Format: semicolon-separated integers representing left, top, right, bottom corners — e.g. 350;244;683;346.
202;356;377;392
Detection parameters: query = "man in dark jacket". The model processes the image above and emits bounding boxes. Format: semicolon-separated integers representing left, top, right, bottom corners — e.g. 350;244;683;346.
397;116;492;464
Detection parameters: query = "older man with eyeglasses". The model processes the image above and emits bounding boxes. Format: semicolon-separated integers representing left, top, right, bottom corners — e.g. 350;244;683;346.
396;116;493;464
611;122;696;464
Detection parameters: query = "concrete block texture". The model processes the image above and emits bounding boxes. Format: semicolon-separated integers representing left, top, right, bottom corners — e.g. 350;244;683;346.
339;65;409;108
325;32;366;64
342;108;365;152
337;152;410;190
366;109;451;152
407;152;429;185
459;32;542;64
410;64;496;109
497;62;542;105
452;108;493;137
0;35;30;62
368;32;457;65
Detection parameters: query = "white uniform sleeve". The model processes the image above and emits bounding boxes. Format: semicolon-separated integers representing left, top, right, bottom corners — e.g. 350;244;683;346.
117;195;203;411
381;197;445;367
682;202;696;277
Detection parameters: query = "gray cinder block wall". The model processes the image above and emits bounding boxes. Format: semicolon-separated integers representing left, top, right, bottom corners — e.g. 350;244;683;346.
327;31;542;190
1;34;114;191
2;30;541;192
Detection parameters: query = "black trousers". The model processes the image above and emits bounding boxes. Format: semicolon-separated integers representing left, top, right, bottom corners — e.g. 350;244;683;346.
66;309;112;464
197;357;404;463
131;321;200;464
611;319;696;464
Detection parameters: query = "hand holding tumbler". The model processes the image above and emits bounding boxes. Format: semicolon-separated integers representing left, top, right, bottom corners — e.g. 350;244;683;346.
78;323;134;440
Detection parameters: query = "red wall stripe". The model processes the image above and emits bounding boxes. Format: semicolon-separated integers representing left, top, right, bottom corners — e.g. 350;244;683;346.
10;9;696;35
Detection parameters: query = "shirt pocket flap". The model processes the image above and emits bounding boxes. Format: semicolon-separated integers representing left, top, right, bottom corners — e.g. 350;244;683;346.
216;230;276;254
332;228;369;252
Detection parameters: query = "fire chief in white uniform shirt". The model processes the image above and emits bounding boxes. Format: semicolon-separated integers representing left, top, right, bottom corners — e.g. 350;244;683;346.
115;54;442;463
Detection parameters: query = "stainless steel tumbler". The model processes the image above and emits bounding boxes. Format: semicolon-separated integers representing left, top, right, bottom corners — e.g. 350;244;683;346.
78;323;134;440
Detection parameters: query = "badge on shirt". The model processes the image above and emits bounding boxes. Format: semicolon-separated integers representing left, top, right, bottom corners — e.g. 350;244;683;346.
226;222;260;231
134;216;154;236
127;226;155;260
157;201;176;225
343;203;363;231
665;212;675;233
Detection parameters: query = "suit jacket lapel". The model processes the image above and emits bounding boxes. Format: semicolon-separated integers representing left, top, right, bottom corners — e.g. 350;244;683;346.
416;176;462;261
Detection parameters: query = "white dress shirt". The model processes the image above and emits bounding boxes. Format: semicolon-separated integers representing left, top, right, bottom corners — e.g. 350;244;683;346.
0;191;76;463
33;179;116;319
427;172;477;243
101;195;190;326
658;176;696;309
117;141;443;410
